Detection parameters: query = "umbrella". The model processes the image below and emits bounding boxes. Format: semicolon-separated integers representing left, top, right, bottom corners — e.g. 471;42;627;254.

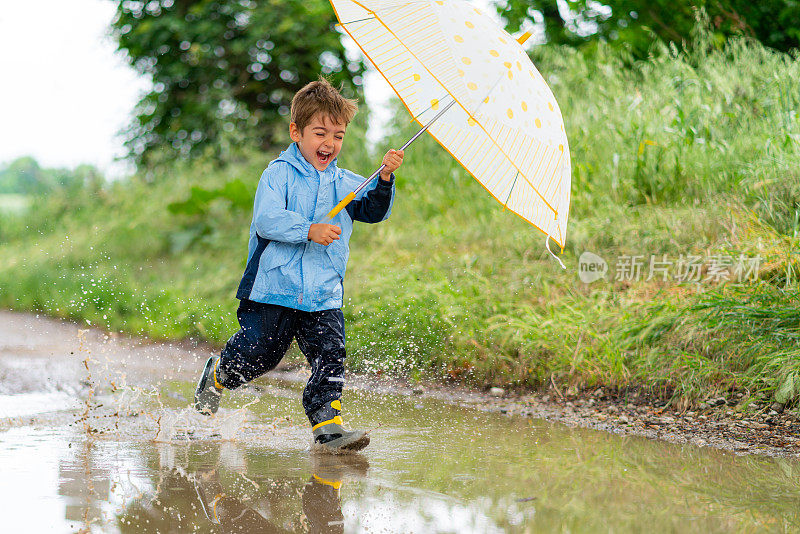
323;0;571;266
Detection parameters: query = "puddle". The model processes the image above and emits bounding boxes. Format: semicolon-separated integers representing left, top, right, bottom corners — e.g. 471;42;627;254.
1;311;800;532
2;377;800;533
0;391;81;418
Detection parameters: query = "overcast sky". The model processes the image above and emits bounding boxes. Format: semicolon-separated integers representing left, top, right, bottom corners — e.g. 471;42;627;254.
0;1;149;177
0;0;520;178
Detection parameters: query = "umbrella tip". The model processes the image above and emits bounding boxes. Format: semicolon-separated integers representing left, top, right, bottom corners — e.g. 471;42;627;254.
516;31;532;45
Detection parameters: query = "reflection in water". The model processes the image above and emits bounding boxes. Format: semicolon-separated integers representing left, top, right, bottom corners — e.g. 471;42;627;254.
303;455;369;534
59;440;110;528
72;439;371;533
4;378;800;532
170;451;368;534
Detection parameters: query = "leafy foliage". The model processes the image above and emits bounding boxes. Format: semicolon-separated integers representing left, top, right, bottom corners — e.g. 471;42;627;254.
111;0;365;164
498;0;800;57
166;179;255;252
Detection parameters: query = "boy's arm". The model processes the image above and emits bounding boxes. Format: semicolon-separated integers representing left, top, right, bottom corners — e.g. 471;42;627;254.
345;173;395;223
344;149;402;223
253;164;312;243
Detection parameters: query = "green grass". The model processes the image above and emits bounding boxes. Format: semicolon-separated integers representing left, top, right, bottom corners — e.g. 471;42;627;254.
1;31;798;407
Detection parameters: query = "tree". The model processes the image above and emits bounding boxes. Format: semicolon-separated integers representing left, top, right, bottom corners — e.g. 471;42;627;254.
497;0;800;57
0;157;52;195
112;0;365;164
0;157;102;195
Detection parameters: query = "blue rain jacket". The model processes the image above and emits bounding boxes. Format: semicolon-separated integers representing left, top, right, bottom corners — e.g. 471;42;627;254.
236;142;395;311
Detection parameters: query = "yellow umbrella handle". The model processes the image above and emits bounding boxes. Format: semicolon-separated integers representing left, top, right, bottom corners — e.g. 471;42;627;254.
319;97;456;224
322;191;357;222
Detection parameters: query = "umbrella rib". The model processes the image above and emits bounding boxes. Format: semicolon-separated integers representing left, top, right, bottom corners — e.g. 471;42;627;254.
508;139;525;184
410;92;450;122
504;172;519;209
337;15;376;26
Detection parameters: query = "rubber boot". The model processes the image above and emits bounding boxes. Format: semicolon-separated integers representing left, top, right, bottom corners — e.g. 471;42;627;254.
309;400;370;453
194;355;224;415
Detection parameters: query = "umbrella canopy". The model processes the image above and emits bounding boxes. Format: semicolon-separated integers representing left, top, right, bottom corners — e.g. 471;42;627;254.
329;0;571;252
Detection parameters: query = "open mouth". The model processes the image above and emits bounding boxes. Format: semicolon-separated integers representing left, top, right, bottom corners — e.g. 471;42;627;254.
316;150;332;165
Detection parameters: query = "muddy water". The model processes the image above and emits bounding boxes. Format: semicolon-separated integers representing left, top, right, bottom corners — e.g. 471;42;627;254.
2;312;800;533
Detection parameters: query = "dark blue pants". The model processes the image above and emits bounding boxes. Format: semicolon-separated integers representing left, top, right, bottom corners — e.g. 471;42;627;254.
217;299;346;417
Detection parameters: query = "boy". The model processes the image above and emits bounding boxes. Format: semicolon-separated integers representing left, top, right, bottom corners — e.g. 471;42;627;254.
194;78;404;453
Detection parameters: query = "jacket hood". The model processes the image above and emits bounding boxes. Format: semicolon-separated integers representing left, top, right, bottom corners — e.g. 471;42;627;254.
275;143;338;178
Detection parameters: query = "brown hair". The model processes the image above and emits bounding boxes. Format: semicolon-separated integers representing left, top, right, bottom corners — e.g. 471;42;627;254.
290;77;358;131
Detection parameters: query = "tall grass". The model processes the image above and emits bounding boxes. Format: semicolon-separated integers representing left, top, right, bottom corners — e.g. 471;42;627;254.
0;29;798;405
532;33;800;218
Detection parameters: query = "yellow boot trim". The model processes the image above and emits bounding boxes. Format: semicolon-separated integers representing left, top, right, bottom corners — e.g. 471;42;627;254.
213;360;224;390
313;474;342;490
312;415;343;431
331;399;342;411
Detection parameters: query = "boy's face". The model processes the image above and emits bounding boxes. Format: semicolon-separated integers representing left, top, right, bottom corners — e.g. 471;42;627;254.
289;113;346;171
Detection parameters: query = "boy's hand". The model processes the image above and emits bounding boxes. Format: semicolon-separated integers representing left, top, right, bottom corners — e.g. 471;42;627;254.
308;223;341;246
380;149;404;181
